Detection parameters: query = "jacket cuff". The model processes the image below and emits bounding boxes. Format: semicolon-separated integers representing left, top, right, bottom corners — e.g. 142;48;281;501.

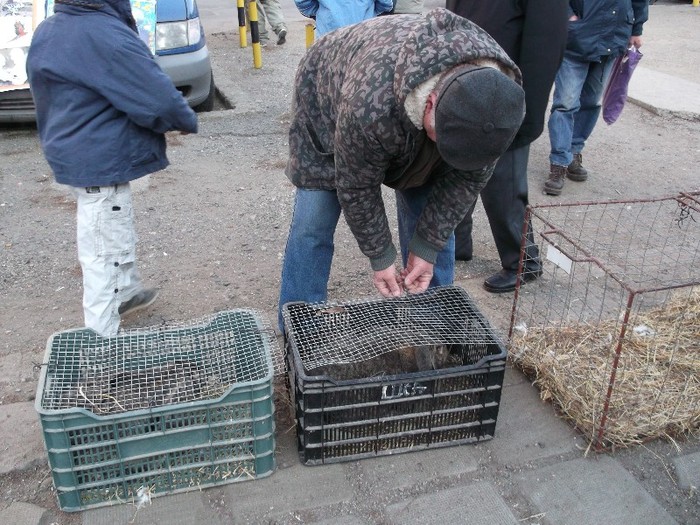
408;235;439;265
369;244;397;271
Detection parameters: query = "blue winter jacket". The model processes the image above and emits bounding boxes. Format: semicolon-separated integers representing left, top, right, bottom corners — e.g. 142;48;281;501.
566;0;648;62
27;0;198;188
295;0;393;36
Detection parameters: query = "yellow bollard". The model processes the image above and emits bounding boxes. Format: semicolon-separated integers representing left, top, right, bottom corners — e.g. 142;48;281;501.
693;0;699;7
305;23;315;49
237;0;247;48
246;1;263;69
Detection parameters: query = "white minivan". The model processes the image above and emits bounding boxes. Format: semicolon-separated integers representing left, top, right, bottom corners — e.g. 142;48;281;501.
0;0;214;123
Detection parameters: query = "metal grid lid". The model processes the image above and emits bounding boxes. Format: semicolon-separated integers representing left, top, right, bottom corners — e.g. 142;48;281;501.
37;310;277;415
282;286;503;371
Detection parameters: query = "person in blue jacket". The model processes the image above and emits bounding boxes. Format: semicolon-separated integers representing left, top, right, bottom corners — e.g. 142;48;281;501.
544;0;648;196
295;0;393;37
27;0;198;337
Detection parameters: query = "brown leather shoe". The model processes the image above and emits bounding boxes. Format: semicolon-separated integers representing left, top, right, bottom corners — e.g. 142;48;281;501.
544;164;567;196
567;153;588;181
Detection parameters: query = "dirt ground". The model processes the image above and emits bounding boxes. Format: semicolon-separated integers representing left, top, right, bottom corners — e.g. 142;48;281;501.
2;5;700;522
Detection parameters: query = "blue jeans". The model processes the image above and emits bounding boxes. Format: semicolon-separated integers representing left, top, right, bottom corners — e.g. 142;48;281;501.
278;186;455;331
548;55;615;167
278;188;341;330
395;185;455;286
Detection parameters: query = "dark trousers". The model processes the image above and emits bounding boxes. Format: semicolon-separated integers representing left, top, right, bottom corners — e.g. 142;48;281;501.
454;144;540;272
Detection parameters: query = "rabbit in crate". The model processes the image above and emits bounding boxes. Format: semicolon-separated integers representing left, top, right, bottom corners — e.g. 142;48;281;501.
307;344;457;381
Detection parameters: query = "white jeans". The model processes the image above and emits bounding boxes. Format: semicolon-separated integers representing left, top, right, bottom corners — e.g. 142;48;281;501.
71;183;143;336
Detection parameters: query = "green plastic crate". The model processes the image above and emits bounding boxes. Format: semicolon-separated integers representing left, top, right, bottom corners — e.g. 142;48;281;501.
35;310;276;512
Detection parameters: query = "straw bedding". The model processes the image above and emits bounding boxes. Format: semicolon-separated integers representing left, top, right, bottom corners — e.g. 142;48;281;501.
510;289;700;448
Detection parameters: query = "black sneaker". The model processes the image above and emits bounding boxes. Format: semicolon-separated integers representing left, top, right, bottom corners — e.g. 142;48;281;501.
118;289;159;317
277;28;287;45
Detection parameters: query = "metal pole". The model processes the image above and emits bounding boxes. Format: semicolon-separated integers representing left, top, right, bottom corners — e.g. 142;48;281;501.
305;23;315;49
246;1;262;69
237;0;247;48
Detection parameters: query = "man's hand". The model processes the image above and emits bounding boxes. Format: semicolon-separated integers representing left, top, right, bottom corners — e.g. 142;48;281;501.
400;253;433;294
373;266;403;298
629;36;643;49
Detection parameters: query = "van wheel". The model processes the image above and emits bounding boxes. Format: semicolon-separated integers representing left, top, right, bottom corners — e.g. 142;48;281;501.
194;73;215;112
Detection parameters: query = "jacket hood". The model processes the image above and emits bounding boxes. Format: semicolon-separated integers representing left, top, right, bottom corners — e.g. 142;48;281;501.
55;0;138;32
393;9;521;106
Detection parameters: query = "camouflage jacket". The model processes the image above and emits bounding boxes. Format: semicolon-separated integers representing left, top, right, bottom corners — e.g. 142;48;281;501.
286;8;521;270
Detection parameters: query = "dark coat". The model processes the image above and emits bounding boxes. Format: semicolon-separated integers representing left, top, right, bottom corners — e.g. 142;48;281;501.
446;0;568;149
287;8;521;269
27;0;197;188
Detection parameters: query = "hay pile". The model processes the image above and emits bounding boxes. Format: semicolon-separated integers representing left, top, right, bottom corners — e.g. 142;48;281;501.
510;289;700;448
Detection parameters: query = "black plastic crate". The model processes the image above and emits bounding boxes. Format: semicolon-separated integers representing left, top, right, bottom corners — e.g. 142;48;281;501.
282;286;507;465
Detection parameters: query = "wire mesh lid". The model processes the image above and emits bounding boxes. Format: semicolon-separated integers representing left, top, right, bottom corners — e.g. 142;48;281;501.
282;286;504;371
37;310;277;415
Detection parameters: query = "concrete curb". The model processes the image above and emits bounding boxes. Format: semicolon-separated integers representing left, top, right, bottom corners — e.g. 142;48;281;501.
628;67;700;122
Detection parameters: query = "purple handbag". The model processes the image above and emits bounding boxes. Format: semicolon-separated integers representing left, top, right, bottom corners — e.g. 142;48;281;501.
602;46;643;125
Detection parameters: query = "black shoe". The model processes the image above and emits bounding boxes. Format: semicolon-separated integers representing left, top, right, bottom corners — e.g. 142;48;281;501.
455;252;473;262
118;288;159;317
483;268;541;294
276;28;287;45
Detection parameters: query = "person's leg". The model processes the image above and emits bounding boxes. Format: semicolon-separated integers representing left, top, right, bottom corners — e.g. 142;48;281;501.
545;56;590;195
72;183;142;336
548;57;590;168
396;185;455;287
260;0;287;42
111;184;144;303
278;188;341;330
480;146;542;293
481;145;540;272
571;55;615;156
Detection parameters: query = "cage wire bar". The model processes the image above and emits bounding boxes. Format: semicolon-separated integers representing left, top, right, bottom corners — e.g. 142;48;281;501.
283;285;504;373
39;310;279;414
509;191;700;450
